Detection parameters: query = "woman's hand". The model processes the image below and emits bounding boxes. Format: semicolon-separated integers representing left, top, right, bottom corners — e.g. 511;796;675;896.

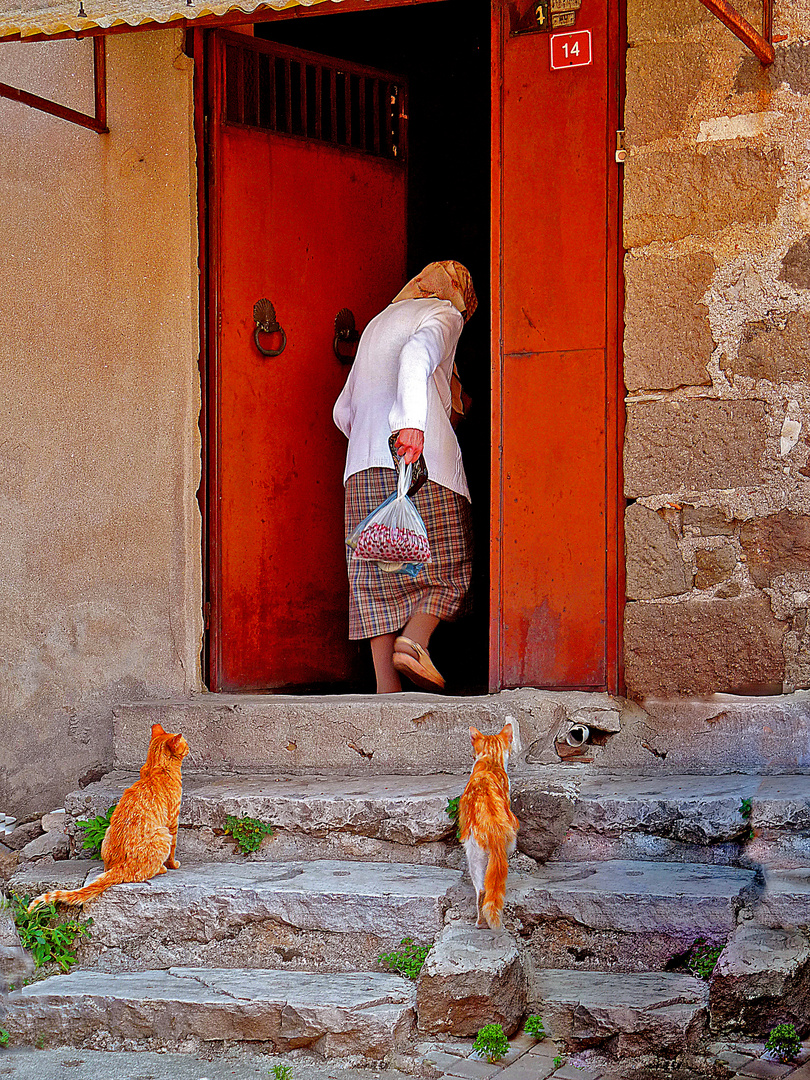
393;428;424;465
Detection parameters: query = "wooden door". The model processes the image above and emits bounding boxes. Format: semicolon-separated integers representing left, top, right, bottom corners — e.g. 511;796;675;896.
208;31;408;691
491;0;622;691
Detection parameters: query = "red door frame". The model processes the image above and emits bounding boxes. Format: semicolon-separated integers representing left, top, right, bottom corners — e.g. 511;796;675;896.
194;0;625;695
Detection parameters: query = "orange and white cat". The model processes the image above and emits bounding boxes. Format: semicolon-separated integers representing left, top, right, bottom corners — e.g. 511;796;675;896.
28;723;189;911
458;720;520;930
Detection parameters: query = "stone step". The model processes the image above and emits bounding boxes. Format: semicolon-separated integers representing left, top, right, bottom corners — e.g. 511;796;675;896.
64;772;465;866
110;690;623;773
60;769;810;875
502;859;760;973
24;860;464;974
515;771;810;868
0;968;415;1059
528;969;709;1056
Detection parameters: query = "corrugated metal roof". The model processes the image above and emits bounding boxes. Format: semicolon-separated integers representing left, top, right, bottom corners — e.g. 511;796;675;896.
0;0;334;41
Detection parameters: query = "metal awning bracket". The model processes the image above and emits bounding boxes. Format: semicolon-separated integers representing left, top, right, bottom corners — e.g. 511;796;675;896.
0;36;107;131
698;0;774;65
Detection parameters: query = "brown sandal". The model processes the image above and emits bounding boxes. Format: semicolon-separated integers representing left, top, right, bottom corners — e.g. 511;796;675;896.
392;636;445;691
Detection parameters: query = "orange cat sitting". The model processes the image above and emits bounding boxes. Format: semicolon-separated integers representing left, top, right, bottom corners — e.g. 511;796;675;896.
28;723;189;911
458;720;520;930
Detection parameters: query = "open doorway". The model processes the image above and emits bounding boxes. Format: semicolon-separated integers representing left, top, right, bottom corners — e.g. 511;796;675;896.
206;0;492;694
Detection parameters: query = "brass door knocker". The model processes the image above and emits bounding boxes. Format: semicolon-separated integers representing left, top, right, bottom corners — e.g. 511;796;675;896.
253;298;287;357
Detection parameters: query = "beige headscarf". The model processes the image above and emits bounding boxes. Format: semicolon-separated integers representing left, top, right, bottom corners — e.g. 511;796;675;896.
392;260;478;324
392;261;477;417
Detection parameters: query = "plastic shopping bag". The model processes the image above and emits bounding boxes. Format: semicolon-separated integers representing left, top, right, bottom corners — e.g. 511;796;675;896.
348;457;432;572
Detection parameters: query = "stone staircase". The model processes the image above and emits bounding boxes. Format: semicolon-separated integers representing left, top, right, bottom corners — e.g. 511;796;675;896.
4;690;810;1071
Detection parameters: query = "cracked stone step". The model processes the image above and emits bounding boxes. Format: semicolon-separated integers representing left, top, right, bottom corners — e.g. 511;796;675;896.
749;866;810;929
64;773;466;865
504;859;760;972
516;772;810;867
529;969;708;1056
58;860;464;973
0;968;415;1058
111;690;620;774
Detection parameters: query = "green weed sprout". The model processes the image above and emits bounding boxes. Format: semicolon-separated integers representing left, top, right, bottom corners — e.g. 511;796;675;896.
270;1065;293;1080
0;1029;9;1049
378;937;430;980
76;805;116;857
10;893;92;972
524;1014;545;1040
473;1022;509;1063
224;815;274;855
765;1022;802;1063
446;795;462;840
686;938;723;981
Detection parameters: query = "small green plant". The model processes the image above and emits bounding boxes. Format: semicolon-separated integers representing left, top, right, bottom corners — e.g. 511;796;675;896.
270;1065;293;1080
553;1056;565;1069
473;1022;509;1064
0;1029;9;1048
524;1014;545;1040
224;815;274;855
739;797;755;840
35;1034;45;1050
686;937;723;981
378;937;430;980
446;795;462;840
9;893;92;972
76;804;116;856
765;1022;802;1063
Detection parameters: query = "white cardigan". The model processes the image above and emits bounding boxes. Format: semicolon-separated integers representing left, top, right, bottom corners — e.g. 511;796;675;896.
332;298;470;501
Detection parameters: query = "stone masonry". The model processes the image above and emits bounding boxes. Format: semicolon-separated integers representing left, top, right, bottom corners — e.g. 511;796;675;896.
622;0;810;697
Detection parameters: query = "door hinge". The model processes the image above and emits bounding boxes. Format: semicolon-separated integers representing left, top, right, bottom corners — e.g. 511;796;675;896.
615;130;627;164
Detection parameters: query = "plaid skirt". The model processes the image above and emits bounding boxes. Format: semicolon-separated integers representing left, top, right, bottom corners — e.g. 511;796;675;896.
345;468;473;640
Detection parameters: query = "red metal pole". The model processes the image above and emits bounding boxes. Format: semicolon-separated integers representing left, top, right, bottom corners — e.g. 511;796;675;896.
698;0;775;64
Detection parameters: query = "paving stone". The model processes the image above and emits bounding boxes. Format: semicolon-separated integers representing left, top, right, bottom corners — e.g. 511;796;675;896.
440;1057;501;1079
497;1056;558;1079
552;1066;603;1080
1;968;416;1058
737;1061;793;1078
422;1049;468;1073
8;857;99;897
71;860;462;972
417;923;527;1036
716;1051;756;1068
528;970;708;1055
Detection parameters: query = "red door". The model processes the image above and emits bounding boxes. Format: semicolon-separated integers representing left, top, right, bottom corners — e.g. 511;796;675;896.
491;0;622;691
208;31;407;691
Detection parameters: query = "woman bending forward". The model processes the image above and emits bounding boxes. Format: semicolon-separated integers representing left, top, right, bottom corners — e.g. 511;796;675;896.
333;260;476;694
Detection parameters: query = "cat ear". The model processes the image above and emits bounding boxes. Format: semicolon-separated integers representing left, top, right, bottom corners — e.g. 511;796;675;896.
501;722;514;745
167;733;185;755
469;726;481;744
151;723;165;738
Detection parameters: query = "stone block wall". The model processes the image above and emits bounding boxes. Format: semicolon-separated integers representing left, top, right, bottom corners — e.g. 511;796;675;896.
623;0;810;698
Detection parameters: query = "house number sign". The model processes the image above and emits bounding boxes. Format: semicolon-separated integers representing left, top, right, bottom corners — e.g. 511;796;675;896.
550;29;592;69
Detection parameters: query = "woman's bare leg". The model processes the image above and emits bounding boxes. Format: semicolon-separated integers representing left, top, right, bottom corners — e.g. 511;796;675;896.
370;632;402;694
402;612;440;652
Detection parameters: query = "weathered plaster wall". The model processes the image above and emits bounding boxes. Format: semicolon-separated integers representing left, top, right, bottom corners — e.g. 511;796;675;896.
0;31;202;816
623;0;810;697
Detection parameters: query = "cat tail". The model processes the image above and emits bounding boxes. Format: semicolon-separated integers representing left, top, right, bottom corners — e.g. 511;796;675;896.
481;839;509;930
27;864;131;912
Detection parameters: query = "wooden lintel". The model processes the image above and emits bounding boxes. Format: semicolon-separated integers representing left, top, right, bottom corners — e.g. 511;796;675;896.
0;36;108;129
698;0;774;64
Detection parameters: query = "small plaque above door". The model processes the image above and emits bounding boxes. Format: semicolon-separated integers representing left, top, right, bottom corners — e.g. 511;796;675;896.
509;0;583;35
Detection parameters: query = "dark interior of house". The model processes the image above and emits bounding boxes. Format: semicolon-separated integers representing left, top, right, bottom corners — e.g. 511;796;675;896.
257;0;492;692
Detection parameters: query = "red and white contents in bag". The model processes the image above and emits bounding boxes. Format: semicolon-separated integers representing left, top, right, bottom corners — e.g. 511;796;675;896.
353;522;431;564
